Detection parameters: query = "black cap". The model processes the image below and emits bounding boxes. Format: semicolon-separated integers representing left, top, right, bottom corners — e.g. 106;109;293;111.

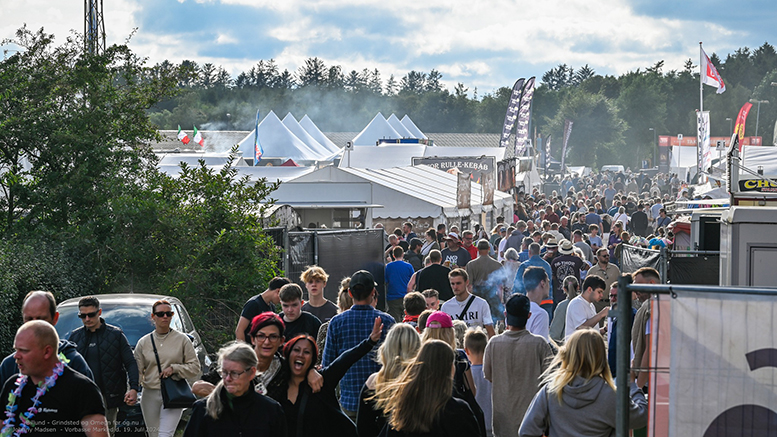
410;238;423;249
505;294;531;327
350;270;377;292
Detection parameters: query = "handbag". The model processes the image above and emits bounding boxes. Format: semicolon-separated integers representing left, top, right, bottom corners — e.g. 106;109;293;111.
150;334;196;409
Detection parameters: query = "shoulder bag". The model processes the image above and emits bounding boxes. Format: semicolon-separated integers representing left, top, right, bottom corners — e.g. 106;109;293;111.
150;334;196;409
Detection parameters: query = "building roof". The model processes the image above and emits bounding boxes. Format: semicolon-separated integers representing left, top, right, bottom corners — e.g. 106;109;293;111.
152;130;250;153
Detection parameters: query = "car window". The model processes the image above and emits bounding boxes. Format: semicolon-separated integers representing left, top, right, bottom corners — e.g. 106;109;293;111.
174;303;194;333
56;302;184;347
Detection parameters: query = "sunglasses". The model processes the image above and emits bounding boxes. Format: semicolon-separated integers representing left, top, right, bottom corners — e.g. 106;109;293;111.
154;311;174;318
77;310;99;319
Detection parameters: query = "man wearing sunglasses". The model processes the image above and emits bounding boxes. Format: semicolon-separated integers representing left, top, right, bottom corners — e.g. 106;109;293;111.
69;296;140;436
0;290;94;386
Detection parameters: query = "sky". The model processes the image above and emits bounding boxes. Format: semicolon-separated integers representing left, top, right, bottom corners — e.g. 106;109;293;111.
2;0;775;95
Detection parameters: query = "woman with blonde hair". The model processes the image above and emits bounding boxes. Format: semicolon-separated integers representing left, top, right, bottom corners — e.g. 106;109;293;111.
519;329;647;437
357;324;422;437
373;340;480;436
183;342;286;436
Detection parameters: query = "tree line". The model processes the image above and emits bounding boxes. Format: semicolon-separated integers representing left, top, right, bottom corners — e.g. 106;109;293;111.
149;42;777;167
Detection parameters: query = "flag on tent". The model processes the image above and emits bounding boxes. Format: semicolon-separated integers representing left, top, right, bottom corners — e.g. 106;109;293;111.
734;102;753;149
254;110;264;163
177;125;190;145
700;46;726;94
192;126;204;147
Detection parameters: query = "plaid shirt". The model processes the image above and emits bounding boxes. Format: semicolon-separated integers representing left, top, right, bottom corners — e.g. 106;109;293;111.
322;304;395;411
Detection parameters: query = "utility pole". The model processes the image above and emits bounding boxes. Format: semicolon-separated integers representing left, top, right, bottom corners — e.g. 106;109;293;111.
84;0;106;55
749;99;769;139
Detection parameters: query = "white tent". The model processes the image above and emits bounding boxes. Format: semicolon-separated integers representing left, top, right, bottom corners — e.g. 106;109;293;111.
741;145;777;176
282;113;333;158
279;165;513;222
299;114;340;153
157;152;247;167
401;115;427;139
237;111;325;161
338;144;426;168
351;113;400;146
386;113;414;138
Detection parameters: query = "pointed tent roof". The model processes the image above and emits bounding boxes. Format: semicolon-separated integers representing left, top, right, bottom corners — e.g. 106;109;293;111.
386;113;414;138
281;158;299;167
237;110;324;161
401;115;427;139
299;115;340;153
351;113;401;146
282;113;332;157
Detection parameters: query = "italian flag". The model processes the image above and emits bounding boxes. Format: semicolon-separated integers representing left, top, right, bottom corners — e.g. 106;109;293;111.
177;125;190;145
193;126;204;147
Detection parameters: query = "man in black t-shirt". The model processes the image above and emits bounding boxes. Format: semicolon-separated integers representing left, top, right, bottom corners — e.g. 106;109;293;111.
279;284;322;339
2;321;107;436
235;277;290;343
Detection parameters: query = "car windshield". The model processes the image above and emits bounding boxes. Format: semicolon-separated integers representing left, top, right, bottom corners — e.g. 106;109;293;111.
56;303;184;347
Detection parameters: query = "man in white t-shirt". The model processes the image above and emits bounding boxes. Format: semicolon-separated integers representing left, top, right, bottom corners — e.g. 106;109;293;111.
441;268;496;337
523;266;550;342
565;274;608;339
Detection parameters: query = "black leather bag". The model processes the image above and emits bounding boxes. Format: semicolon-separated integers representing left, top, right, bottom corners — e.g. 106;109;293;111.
150;334;196;409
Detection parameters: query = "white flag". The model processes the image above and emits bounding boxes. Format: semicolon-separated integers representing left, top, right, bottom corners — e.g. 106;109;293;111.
701;46;726;94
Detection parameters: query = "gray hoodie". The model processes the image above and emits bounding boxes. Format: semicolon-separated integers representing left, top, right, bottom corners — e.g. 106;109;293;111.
518;376;647;437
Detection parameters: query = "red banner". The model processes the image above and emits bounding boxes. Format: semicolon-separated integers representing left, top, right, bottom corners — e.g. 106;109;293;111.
734;102;753;150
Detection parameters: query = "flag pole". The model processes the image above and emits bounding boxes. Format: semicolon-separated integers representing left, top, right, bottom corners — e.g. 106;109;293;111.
698;41;703;177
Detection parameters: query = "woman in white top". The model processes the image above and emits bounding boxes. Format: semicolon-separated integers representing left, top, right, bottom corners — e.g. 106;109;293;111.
612;206;629;228
134;300;201;437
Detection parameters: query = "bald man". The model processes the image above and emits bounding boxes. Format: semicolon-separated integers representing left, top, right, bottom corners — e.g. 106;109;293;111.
1;321;108;436
0;291;94;384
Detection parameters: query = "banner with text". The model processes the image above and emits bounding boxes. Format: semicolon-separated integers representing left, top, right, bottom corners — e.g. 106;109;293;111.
561;119;573;171
500;78;525;148
697;111;711;174
514;77;535;156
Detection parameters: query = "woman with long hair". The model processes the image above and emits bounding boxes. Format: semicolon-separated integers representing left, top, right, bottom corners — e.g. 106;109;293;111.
134;300;201;437
421;312;486;437
420;228;440;256
519;329;647;437
183;343;286;436
357;324;422;437
374;340;480;436
267;317;384;437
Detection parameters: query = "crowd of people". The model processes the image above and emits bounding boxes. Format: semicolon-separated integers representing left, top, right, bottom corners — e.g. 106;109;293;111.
0;168;679;436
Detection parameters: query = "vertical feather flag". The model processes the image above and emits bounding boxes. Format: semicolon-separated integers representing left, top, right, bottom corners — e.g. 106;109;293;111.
254;110;264;164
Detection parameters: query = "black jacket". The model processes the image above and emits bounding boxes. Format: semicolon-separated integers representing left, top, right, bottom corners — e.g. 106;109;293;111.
268;337;377;437
415;264;453;301
184;384;287;437
69;319;139;408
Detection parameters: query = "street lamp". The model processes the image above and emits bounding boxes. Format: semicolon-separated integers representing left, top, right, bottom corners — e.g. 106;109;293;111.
649;128;657;167
725;117;733;137
749;99;770;138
